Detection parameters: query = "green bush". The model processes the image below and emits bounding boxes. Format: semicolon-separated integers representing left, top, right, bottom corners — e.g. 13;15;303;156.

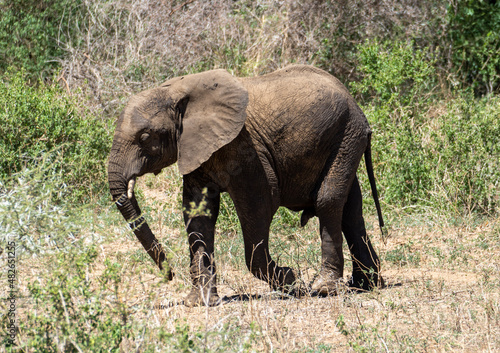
430;95;500;214
0;0;84;79
447;0;500;95
352;40;437;207
353;40;500;216
0;70;111;200
351;39;436;105
363;91;500;216
0;155;100;254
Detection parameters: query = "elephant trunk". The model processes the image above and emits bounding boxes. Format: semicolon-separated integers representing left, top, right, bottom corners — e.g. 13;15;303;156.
108;167;173;280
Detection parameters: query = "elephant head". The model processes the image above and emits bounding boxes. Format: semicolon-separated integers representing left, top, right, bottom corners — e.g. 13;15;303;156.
108;70;249;274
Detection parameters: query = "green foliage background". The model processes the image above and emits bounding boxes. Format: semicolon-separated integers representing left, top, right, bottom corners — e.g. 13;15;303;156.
353;40;500;214
448;0;500;95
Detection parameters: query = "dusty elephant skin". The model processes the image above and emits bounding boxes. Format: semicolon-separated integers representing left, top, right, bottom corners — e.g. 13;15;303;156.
108;65;384;306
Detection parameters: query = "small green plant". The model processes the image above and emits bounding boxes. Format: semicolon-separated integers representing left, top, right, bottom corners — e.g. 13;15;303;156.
303;344;334;353
336;314;349;336
163;323;198;353
20;247;132;351
385;242;421;266
184;188;212;219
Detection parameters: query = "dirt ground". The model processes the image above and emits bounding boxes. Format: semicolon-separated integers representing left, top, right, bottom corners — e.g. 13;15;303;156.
8;177;500;351
95;218;500;351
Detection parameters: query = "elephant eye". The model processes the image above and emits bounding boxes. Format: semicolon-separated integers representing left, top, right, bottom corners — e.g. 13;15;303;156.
139;132;150;144
139;132;160;156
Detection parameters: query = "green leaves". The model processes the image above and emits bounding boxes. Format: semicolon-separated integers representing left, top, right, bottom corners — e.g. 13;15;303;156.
448;0;500;94
0;70;111;201
352;39;500;216
22;248;131;352
351;40;436;105
0;0;84;80
360;91;500;216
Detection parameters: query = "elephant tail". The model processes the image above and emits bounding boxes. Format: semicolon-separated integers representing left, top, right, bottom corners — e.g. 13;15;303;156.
365;133;386;238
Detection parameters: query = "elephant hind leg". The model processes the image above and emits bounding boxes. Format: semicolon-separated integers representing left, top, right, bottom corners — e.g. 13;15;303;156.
233;201;296;292
311;135;367;295
312;205;345;295
342;176;382;290
228;172;297;293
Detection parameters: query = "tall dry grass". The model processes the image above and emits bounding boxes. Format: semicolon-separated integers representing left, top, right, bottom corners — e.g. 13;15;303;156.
60;0;448;116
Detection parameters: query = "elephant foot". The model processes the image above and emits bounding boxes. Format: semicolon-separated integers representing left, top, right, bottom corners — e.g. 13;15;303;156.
310;271;343;296
184;286;220;307
348;272;385;291
269;266;297;293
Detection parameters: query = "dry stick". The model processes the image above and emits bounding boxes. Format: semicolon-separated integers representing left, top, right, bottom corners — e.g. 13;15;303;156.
58;289;71;326
168;0;197;17
281;3;289;65
378;334;390;353
57;74;70;95
68;338;84;353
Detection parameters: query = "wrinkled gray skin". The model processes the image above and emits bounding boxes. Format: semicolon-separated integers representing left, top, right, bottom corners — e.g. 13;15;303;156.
108;65;384;306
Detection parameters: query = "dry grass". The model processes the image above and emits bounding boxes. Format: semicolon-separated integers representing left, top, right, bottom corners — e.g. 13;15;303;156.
62;0;447;117
8;169;499;352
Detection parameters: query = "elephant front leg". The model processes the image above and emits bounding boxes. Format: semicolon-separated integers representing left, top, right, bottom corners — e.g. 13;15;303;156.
183;178;221;307
237;208;297;293
185;231;219;306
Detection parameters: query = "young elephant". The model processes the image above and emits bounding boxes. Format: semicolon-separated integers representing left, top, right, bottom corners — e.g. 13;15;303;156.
108;65;384;306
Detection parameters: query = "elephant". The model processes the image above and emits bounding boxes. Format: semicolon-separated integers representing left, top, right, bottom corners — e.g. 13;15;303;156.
108;64;384;306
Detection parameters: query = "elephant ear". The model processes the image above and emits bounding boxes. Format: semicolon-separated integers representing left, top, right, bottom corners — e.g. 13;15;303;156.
163;70;249;175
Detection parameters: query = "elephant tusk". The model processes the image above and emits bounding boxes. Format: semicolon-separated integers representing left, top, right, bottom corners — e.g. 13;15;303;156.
127;178;136;199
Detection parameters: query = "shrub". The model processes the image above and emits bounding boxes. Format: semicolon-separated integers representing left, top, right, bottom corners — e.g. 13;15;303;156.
0;0;84;80
361;91;500;216
353;40;499;216
351;39;436;105
430;94;500;214
352;40;437;208
0;154;102;254
447;0;500;95
0;70;111;200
